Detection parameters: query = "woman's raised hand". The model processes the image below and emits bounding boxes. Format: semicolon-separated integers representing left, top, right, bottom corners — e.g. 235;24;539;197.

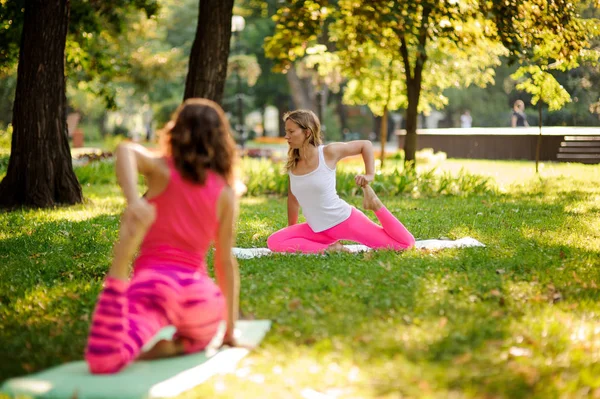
355;173;374;187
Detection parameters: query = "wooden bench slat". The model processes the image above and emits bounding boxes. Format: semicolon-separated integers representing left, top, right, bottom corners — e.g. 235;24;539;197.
564;136;600;141
557;153;600;159
561;141;600;147
559;147;600;153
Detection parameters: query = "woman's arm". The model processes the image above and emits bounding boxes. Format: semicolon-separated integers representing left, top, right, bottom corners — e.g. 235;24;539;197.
511;114;517;128
324;140;375;186
115;142;159;203
214;186;240;343
287;183;300;226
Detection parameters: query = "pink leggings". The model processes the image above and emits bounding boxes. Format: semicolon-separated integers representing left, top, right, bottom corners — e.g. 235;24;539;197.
85;264;224;374
267;207;415;253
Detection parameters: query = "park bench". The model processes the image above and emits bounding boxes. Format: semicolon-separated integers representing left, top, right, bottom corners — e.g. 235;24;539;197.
557;135;600;164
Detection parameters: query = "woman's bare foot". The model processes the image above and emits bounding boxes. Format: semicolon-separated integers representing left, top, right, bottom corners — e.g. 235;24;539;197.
138;339;184;360
362;185;384;212
326;241;350;253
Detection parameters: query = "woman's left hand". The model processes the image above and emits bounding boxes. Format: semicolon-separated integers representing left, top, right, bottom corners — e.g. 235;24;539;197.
355;174;374;187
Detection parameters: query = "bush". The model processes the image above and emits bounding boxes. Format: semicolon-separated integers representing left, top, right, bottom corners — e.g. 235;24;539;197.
241;157;493;198
102;135;126;152
75;159;116;185
70;155;493;198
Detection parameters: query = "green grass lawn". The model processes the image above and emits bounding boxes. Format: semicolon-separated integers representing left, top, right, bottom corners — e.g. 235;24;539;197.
1;159;599;398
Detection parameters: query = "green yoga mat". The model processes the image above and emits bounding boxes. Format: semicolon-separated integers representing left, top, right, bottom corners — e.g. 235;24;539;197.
2;320;271;399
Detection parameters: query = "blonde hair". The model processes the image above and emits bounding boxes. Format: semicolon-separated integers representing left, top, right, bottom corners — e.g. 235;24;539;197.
514;99;525;110
284;110;323;171
159;98;237;186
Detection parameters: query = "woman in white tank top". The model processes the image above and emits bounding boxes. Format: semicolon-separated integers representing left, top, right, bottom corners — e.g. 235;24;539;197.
267;110;415;253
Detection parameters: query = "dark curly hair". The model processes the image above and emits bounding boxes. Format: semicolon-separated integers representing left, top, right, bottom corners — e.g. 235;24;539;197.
161;98;237;185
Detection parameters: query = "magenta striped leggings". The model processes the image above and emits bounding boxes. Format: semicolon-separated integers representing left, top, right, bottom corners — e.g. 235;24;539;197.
267;207;415;253
85;264;224;374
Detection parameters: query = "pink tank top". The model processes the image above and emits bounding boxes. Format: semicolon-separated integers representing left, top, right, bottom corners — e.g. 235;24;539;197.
134;158;226;273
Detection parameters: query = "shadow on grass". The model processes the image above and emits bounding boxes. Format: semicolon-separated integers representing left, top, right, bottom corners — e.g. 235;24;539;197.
230;187;599;398
1;181;599;398
0;214;120;381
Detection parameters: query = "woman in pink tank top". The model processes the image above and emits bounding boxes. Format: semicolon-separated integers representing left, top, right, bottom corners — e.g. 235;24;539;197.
85;99;242;374
267;109;415;254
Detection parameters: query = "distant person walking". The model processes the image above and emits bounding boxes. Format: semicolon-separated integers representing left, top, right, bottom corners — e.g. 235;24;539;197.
460;110;472;128
511;100;529;127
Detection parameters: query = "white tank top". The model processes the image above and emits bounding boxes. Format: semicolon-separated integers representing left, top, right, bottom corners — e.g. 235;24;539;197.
289;145;352;232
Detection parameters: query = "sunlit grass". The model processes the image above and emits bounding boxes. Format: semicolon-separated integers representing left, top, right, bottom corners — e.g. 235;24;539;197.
1;159;599;398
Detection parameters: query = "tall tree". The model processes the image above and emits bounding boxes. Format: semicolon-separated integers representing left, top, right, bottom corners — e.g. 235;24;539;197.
506;1;600;172
0;0;159;208
0;0;80;208
265;1;503;163
184;0;235;103
265;0;597;164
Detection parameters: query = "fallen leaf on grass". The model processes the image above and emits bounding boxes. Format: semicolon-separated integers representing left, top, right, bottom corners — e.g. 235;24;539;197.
288;298;302;311
378;261;391;271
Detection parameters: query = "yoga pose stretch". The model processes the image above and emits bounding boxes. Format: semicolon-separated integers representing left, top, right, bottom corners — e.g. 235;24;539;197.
85;99;240;374
267;110;415;254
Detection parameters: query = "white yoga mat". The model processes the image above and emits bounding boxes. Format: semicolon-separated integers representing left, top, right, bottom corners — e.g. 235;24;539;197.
233;237;485;259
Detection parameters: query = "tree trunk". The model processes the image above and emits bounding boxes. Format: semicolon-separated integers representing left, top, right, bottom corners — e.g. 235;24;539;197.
286;66;317;112
380;107;388;168
335;88;347;133
183;0;235;104
398;8;429;165
403;80;420;164
0;0;82;209
536;100;543;174
373;114;382;140
277;95;288;137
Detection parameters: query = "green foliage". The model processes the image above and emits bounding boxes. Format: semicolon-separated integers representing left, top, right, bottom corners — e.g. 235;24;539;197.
0;0;162;108
242;157;289;195
227;54;262;87
241;157;493;198
102;135;127;152
0;64;16;125
484;0;596;66
0;124;11;152
266;1;506;117
512;66;572;111
74;160;117;186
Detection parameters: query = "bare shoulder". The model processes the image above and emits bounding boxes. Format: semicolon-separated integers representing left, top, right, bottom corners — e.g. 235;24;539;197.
324;140;370;163
217;184;235;220
323;142;344;159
